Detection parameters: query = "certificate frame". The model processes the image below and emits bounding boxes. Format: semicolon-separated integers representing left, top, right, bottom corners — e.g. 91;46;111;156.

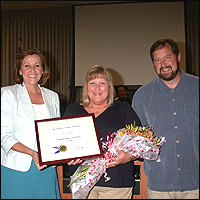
35;113;103;166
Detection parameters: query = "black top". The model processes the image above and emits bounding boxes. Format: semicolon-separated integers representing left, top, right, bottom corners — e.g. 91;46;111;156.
116;96;132;105
63;100;141;188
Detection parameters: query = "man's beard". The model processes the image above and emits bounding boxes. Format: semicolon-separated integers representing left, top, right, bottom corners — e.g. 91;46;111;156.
157;64;180;81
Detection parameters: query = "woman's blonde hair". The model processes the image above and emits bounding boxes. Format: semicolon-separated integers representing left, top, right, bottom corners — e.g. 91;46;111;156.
82;65;115;107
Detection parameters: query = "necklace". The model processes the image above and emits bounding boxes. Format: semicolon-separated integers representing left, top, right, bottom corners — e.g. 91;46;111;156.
86;105;108;116
95;110;100;114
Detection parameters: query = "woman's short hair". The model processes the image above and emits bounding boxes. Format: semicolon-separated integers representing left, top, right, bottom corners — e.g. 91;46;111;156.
82;65;115;107
150;39;180;62
14;49;50;85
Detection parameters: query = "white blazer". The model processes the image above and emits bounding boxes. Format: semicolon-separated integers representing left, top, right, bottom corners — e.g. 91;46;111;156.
1;83;60;172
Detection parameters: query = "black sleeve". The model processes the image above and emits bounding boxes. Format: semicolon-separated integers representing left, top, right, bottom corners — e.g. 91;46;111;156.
122;101;142;127
63;102;86;117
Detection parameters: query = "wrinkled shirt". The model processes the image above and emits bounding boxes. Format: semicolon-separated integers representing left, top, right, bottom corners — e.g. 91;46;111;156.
132;69;199;191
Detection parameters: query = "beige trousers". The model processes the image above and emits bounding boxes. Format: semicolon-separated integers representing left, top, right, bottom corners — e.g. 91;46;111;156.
87;186;133;199
148;188;199;199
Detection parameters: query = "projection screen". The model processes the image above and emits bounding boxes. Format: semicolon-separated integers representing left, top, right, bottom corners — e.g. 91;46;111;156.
75;2;185;86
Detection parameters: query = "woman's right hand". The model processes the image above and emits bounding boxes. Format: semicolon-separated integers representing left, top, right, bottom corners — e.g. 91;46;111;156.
67;159;82;165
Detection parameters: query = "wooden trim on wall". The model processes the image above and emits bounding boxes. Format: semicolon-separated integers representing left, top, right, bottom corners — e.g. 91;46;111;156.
57;165;72;199
133;160;147;199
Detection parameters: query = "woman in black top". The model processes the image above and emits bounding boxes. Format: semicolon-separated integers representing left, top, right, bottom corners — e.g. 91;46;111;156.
64;65;141;199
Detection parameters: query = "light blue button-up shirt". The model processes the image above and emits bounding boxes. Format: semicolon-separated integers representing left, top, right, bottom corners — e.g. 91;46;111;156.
132;69;199;191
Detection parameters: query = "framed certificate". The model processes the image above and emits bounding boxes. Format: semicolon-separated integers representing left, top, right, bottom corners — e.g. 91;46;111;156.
35;113;103;166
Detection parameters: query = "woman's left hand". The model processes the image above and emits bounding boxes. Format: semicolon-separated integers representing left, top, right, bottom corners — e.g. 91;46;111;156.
106;149;133;168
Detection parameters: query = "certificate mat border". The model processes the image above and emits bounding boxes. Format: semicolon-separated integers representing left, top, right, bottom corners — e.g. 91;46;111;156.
35;113;103;166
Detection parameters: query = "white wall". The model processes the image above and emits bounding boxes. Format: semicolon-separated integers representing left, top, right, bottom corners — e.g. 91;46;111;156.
75;2;185;86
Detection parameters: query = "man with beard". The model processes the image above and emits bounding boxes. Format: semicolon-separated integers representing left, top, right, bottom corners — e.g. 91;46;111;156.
132;39;199;199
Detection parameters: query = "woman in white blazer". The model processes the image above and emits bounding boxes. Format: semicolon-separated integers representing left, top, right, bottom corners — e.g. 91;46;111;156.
1;49;61;199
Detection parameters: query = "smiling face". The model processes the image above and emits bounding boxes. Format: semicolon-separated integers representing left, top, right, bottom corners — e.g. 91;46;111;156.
87;76;109;106
19;54;43;87
152;43;181;81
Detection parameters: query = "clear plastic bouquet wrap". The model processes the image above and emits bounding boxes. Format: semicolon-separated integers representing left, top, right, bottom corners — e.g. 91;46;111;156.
68;122;166;199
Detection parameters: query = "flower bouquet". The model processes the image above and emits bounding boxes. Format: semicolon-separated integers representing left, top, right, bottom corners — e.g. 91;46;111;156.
68;122;166;199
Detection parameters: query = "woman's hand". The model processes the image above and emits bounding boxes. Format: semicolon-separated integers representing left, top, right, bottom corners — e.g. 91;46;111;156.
11;142;47;170
31;150;47;170
106;149;135;168
67;159;82;165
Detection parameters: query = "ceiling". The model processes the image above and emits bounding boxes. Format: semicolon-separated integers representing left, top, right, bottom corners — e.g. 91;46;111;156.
1;1;134;11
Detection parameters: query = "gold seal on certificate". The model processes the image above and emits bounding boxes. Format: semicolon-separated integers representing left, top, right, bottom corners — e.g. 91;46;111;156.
35;113;103;166
59;145;67;152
